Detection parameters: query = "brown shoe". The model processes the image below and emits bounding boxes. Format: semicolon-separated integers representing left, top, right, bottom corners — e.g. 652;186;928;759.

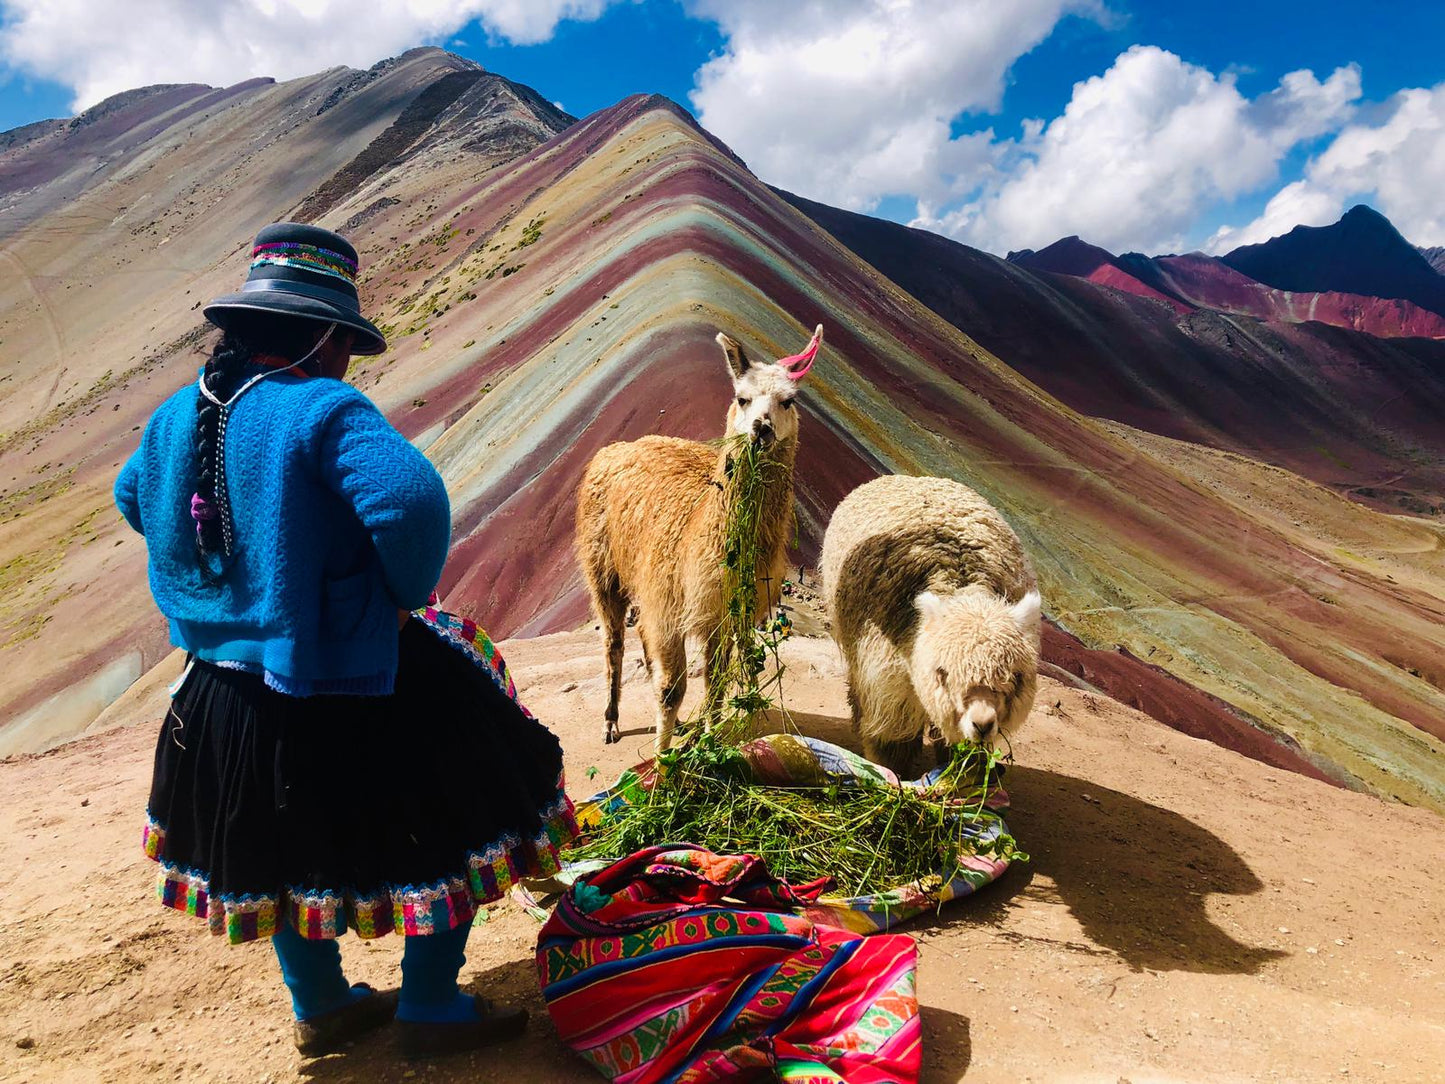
293;985;399;1057
396;995;529;1059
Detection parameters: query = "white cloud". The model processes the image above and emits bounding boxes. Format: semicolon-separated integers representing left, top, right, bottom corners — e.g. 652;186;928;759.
1213;82;1445;250
1205;181;1344;252
920;46;1360;254
0;0;616;111
686;2;1363;256
687;0;1101;212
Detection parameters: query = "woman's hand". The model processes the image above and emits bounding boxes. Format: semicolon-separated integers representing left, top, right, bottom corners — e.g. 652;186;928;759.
397;608;411;630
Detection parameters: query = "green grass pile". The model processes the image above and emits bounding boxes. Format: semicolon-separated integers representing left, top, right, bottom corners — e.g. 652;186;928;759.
569;734;1024;896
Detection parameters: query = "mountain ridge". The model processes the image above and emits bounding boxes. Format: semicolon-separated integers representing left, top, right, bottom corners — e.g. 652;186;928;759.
793;188;1445;516
1008;220;1445;339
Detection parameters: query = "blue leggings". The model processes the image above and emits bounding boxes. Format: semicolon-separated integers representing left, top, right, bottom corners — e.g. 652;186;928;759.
272;920;474;1021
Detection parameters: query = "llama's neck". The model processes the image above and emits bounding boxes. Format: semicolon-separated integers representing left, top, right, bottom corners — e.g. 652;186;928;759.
711;437;797;539
711;436;798;491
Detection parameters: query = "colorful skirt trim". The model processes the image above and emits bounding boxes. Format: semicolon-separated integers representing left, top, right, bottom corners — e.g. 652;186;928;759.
143;609;578;945
144;794;579;944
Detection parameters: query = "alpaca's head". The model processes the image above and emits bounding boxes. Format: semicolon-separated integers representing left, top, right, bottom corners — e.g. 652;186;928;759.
909;586;1041;746
716;324;823;451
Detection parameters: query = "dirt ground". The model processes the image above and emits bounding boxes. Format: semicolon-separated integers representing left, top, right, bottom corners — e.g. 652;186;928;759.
2;631;1442;1083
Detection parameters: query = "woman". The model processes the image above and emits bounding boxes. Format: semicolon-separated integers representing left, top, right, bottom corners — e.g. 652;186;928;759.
115;222;577;1059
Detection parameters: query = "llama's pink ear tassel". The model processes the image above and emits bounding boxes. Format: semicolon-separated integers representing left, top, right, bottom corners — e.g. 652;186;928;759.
780;324;824;380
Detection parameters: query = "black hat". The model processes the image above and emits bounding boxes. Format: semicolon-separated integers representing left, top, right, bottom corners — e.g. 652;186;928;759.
203;222;386;355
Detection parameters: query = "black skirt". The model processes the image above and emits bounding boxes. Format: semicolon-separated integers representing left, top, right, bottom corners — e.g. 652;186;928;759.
143;612;578;944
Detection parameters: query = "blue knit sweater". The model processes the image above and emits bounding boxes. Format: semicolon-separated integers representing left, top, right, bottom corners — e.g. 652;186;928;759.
114;371;451;695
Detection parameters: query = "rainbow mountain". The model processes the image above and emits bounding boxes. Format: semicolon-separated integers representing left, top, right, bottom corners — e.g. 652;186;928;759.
1;48;1443;814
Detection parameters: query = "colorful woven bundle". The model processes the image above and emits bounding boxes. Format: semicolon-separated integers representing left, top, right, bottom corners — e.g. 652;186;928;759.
249;241;358;284
556;733;1012;935
536;844;921;1084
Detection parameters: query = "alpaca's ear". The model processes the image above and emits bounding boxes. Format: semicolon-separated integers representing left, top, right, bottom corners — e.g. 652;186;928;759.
1009;590;1042;636
716;332;750;377
915;591;946;623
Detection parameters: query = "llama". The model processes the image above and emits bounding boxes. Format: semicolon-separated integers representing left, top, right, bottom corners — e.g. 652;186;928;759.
575;323;823;750
820;474;1041;777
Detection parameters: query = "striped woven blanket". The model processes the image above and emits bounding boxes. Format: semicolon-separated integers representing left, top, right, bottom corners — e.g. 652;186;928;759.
536;844;920;1083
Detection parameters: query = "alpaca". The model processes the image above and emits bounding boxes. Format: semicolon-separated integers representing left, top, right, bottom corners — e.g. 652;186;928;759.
820;474;1041;777
575;324;823;750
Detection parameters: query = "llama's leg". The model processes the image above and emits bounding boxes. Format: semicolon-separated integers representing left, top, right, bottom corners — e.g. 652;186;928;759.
852;654;926;776
700;624;728;729
597;583;627;744
858;690;923;776
639;631;653;678
647;625;688;755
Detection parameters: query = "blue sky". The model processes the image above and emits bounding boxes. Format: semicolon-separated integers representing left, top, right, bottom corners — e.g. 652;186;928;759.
2;1;1442;254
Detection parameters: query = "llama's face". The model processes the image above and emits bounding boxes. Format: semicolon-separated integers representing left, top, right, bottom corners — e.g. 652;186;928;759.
909;587;1041;746
716;331;815;450
727;363;800;449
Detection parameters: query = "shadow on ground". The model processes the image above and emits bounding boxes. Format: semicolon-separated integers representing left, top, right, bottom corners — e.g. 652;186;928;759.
776;711;1284;976
300;958;593;1083
920;1006;971;1082
947;763;1284;975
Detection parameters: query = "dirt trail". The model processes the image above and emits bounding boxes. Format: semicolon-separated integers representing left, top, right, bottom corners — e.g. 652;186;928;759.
2;632;1442;1083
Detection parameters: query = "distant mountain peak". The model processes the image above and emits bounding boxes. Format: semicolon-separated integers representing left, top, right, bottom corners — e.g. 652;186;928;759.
1341;202;1386;221
1222;205;1445;318
1337;203;1403;232
391;46;483;71
1008;234;1114;275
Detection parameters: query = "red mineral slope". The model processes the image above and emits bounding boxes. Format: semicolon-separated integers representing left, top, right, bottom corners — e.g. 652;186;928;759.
1131;252;1445;338
1010;237;1192;314
1012;233;1445;339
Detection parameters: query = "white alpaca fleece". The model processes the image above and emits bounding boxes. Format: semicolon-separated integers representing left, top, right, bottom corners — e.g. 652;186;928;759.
820;474;1041;775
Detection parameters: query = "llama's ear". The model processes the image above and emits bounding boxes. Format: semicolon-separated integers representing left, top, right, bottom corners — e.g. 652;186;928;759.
1009;590;1042;636
716;332;750;377
915;591;946;623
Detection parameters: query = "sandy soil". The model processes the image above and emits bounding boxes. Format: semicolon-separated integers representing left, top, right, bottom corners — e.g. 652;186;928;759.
2;631;1442;1083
